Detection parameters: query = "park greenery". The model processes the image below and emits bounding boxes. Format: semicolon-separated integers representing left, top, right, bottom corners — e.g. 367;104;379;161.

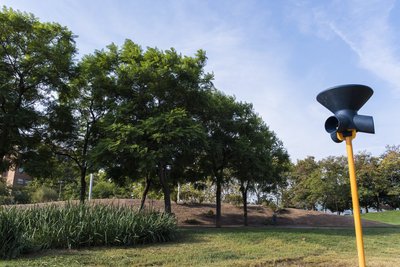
1;6;400;264
0;7;400;218
0;7;289;227
0;204;176;259
1;7;400;221
2;227;400;266
286;146;400;214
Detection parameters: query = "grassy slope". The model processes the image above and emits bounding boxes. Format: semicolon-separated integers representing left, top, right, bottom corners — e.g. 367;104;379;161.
3;227;400;267
361;210;400;225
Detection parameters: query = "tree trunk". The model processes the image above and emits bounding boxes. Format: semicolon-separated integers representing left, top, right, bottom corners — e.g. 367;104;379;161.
159;166;172;214
0;129;10;170
177;182;181;203
215;174;222;228
365;206;369;213
139;175;151;211
79;166;87;204
241;183;248;226
376;195;380;212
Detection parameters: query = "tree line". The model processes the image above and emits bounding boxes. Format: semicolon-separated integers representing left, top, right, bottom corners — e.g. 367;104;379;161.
0;7;289;227
285;146;400;213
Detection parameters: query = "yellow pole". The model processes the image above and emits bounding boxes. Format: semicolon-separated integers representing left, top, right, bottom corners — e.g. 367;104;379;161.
345;135;366;267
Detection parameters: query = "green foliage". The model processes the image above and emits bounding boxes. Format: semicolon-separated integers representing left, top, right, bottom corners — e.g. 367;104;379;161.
11;188;31;204
223;194;243;206
0;204;177;259
356;152;386;212
285;156;351;213
0;179;12;204
92;180;117;198
0;7;76;168
131;181;163;200
0;208;26;259
31;186;58;203
178;182;213;204
379;146;400;208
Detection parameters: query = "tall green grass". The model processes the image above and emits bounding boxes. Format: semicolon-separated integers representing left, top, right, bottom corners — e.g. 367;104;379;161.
0;204;177;259
0;208;26;259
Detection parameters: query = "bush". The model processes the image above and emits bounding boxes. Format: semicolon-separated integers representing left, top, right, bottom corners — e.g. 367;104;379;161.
31;186;58;203
0;181;13;205
92;180;117;199
0;204;177;259
224;194;242;206
0;195;14;205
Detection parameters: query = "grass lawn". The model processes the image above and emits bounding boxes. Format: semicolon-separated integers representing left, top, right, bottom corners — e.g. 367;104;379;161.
361;210;400;225
2;227;400;267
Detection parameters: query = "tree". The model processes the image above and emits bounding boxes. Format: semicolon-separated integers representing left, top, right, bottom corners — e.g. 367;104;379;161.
288;156;321;210
319;156;350;214
230;103;289;225
46;45;118;203
93;40;212;212
379;145;400;209
355;152;386;212
198;91;244;227
0;7;76;170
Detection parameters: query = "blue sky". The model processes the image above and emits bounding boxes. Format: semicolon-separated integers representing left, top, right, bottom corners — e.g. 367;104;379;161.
2;0;400;161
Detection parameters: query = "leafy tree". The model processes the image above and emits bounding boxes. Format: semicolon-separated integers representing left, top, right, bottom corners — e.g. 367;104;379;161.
0;7;75;170
93;41;212;213
230;102;289;225
355;152;386;212
288;156;321;210
379;145;400;208
198;91;243;227
319;156;350;214
46;45;119;203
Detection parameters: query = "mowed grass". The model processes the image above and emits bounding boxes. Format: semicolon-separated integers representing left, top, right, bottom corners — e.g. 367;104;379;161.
362;210;400;225
2;227;400;267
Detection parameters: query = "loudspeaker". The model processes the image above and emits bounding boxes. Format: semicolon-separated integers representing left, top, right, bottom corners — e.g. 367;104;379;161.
316;84;375;143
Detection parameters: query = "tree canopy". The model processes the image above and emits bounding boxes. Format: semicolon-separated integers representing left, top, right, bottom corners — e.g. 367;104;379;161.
0;7;76;170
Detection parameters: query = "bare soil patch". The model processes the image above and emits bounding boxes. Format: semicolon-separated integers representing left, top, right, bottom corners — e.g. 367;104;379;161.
14;198;389;228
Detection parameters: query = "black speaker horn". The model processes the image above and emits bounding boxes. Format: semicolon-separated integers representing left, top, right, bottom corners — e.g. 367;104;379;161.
316;84;375;143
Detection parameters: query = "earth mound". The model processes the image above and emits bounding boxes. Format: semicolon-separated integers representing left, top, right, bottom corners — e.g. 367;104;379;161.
87;199;390;228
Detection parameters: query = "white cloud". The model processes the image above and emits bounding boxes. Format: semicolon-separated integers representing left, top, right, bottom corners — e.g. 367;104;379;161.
308;1;400;95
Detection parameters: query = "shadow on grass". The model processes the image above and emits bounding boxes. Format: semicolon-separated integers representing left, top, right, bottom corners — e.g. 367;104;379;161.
178;225;400;238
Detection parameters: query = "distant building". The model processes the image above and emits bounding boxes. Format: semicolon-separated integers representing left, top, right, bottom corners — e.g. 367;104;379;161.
2;166;32;188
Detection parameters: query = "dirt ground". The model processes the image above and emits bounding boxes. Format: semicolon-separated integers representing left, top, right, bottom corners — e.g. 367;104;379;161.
81;198;389;228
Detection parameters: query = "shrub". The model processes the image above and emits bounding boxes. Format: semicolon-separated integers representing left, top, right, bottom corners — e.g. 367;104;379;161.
92;180;117;199
0;195;14;205
31;186;58;203
224;194;242;206
12;188;31;204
